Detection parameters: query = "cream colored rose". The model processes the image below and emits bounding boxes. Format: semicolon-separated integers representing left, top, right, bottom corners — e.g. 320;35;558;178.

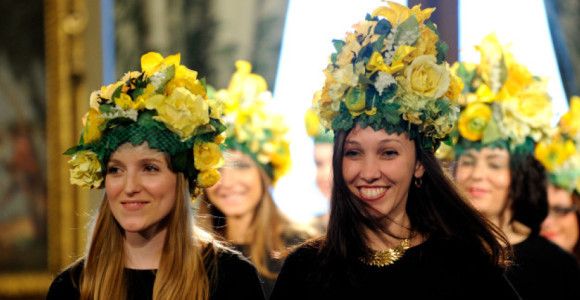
502;91;552;130
404;55;450;99
145;87;210;140
68;151;103;189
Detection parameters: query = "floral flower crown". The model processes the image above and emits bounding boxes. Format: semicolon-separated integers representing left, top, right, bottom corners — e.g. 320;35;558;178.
305;91;334;144
215;60;291;184
315;1;461;151
535;97;580;194
452;34;553;155
65;52;226;194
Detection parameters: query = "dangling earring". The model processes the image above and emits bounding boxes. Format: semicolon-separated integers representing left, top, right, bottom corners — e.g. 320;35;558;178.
414;177;422;188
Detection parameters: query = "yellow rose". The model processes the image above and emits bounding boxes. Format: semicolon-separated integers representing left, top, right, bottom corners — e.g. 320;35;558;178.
194;142;223;171
197;169;221;188
165;65;206;97
68;151;103;189
500;62;533;97
145;87;210;140
207;97;224;119
372;2;434;26
458;102;492;141
560;97;580;137
404;55;450;99
82;108;105;144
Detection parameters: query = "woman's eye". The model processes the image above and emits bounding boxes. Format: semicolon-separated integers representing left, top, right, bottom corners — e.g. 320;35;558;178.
488;161;506;170
106;166;120;174
144;164;160;172
458;159;474;167
381;150;398;158
344;149;360;157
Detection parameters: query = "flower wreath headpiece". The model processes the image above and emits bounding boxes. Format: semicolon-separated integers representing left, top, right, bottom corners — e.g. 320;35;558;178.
65;52;226;194
452;34;553;155
535;97;580;194
215;60;291;184
315;1;461;151
305;91;334;144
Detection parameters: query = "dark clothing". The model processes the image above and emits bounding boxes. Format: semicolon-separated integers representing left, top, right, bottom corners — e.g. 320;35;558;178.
507;235;580;300
270;237;520;300
232;230;310;299
46;248;265;300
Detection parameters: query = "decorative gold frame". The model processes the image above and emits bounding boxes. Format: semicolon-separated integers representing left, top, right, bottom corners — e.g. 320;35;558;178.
0;0;92;296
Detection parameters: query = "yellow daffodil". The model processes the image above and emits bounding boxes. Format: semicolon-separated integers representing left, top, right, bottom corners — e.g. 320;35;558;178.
458;102;492;141
141;52;180;77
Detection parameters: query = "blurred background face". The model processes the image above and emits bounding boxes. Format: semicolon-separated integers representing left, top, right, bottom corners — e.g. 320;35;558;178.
105;143;177;235
314;143;333;200
342;126;423;216
455;148;511;221
205;150;263;219
541;184;579;252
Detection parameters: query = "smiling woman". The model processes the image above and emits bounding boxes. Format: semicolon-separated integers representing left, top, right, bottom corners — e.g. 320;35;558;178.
270;2;519;299
45;52;265;300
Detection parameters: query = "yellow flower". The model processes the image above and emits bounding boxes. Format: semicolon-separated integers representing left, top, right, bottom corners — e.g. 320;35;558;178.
458;102;492;141
404;55;450;99
207;97;224;119
405;26;438;62
197;169;221;188
114;93;134;110
445;71;464;102
500;62;533;98
194;142;223;171
534;138;576;172
145;87;210;140
503;89;552;130
166;65;205;97
560;97;580;137
372;2;434;26
141;52;181;77
100;80;124;101
476;34;504;89
305;108;322;137
82;108;105;144
475;84;496;103
367;49;411;75
227;60;268;104
68;150;103;189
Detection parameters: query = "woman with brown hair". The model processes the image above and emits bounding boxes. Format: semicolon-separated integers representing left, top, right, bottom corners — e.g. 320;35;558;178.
199;61;311;298
452;36;580;299
47;52;264;300
270;2;518;299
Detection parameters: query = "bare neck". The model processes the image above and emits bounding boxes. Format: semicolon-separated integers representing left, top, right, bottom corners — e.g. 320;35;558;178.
124;226;167;269
225;212;254;244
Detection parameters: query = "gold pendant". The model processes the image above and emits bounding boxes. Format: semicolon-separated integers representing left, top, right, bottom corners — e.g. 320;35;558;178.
360;238;410;267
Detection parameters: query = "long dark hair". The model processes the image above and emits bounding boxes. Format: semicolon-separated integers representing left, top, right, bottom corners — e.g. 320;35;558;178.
320;127;510;268
507;152;548;234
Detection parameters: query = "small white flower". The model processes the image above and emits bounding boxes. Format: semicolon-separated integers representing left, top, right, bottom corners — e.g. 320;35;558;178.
374;72;396;95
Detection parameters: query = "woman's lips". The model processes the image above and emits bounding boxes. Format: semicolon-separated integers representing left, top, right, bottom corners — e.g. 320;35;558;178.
467;187;488;198
121;201;149;211
358;186;388;201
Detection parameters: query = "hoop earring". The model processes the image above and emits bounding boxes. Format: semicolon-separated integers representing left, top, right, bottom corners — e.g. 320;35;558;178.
414;177;422;188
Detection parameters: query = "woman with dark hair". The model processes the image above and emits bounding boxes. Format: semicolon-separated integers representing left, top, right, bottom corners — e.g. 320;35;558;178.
452;35;580;299
198;61;311;298
46;53;264;300
537;96;580;263
270;3;518;299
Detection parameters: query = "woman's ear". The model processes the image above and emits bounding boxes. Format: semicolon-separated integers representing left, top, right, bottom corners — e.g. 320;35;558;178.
414;161;425;178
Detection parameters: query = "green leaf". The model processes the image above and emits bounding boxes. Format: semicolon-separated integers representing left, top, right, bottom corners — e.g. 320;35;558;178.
481;117;502;144
394;15;419;45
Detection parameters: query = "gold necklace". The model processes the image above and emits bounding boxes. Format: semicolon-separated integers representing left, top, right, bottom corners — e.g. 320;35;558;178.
360;239;411;267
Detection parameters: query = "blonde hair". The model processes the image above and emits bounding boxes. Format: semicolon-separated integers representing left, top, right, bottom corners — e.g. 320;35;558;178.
199;168;293;279
78;174;215;300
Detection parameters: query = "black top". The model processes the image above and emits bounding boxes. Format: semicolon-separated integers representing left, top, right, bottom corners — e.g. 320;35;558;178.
46;248;265;300
507;234;580;299
270;237;520;300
